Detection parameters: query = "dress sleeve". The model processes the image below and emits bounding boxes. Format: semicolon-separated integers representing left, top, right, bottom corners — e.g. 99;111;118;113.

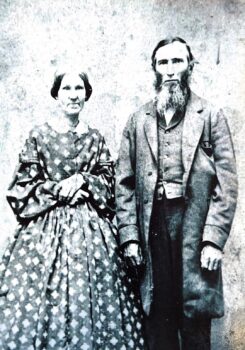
82;136;115;219
7;132;58;221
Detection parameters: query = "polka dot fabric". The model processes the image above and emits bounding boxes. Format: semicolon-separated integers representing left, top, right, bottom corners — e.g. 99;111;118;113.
0;124;145;349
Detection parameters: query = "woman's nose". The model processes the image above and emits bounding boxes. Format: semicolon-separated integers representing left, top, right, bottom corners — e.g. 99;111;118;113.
69;89;78;100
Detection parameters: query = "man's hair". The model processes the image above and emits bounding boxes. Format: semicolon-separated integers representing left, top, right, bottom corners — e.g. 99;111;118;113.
151;37;195;71
50;71;92;101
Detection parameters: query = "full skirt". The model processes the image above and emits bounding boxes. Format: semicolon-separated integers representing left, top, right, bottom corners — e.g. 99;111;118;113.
0;203;144;349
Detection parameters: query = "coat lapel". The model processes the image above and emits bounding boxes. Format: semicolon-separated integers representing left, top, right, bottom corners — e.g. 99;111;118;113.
143;101;158;164
182;93;205;192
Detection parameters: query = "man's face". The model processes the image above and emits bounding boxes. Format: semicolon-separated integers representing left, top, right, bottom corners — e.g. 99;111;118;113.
154;41;191;86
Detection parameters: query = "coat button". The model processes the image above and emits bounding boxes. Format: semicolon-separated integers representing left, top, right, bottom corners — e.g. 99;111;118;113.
148;171;152;176
144;199;148;204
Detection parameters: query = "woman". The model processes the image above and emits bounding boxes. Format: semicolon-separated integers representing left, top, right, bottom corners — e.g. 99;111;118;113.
0;70;145;349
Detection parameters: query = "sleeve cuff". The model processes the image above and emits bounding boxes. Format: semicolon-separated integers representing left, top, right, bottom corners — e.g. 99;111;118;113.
202;225;229;251
202;241;222;251
119;225;139;247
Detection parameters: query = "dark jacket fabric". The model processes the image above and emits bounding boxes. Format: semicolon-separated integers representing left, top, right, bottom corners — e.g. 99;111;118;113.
116;92;238;317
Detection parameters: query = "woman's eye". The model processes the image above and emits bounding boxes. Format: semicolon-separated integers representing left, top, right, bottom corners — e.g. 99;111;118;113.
62;86;70;90
76;85;84;90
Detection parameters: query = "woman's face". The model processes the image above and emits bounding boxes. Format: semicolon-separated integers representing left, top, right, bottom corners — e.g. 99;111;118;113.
58;73;86;116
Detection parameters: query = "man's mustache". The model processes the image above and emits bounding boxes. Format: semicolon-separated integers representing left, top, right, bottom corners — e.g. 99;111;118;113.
164;79;179;84
155;72;190;113
154;72;189;92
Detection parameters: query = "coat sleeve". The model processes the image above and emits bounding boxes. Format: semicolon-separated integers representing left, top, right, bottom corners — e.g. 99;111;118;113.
116;114;140;246
7;131;58;221
202;108;238;250
82;136;115;220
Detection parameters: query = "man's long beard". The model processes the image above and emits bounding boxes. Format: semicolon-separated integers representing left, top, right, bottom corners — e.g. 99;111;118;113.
155;72;190;115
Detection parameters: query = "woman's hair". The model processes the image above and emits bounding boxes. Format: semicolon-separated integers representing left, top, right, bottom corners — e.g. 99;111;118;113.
151;37;195;71
50;71;93;101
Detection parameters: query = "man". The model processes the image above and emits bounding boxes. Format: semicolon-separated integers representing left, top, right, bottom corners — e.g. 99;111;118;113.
116;37;238;350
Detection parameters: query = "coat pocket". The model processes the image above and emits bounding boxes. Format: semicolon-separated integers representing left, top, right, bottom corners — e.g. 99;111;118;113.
195;146;216;175
200;141;213;157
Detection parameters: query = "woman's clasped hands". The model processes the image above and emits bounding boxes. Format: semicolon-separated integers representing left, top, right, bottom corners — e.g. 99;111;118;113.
55;173;89;205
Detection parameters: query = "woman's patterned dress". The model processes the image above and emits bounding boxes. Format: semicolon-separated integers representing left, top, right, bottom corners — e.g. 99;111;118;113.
0;123;145;350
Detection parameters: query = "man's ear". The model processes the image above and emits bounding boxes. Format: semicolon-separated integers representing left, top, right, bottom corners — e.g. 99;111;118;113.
188;59;198;74
187;62;194;75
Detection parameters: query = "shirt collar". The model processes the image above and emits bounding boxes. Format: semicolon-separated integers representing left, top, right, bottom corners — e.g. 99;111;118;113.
158;108;185;130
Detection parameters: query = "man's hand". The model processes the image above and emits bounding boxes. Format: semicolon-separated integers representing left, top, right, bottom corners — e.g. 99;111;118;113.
201;245;223;271
123;242;143;268
55;174;86;203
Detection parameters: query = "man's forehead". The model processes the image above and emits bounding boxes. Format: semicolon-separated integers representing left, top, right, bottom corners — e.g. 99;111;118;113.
155;42;189;61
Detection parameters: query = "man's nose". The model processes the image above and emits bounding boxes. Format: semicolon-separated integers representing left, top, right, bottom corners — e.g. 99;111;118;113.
167;62;174;77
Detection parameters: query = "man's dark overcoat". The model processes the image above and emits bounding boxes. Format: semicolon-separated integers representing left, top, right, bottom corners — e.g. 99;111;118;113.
116;92;238;318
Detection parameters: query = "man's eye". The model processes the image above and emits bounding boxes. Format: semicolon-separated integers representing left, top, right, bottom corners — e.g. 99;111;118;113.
158;60;167;65
172;59;183;64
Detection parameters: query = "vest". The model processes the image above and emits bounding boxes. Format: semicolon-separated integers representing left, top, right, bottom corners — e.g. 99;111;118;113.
157;110;185;199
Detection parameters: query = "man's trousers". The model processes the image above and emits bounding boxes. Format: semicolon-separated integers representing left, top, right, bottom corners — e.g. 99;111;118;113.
144;195;211;350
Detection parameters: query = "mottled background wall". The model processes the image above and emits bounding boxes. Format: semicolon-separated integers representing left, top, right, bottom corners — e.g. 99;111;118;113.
0;0;244;348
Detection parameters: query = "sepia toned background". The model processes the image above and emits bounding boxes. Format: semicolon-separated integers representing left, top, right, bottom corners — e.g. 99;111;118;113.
0;0;244;348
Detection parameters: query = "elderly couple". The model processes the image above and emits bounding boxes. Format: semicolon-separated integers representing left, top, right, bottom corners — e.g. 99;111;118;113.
0;37;238;350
